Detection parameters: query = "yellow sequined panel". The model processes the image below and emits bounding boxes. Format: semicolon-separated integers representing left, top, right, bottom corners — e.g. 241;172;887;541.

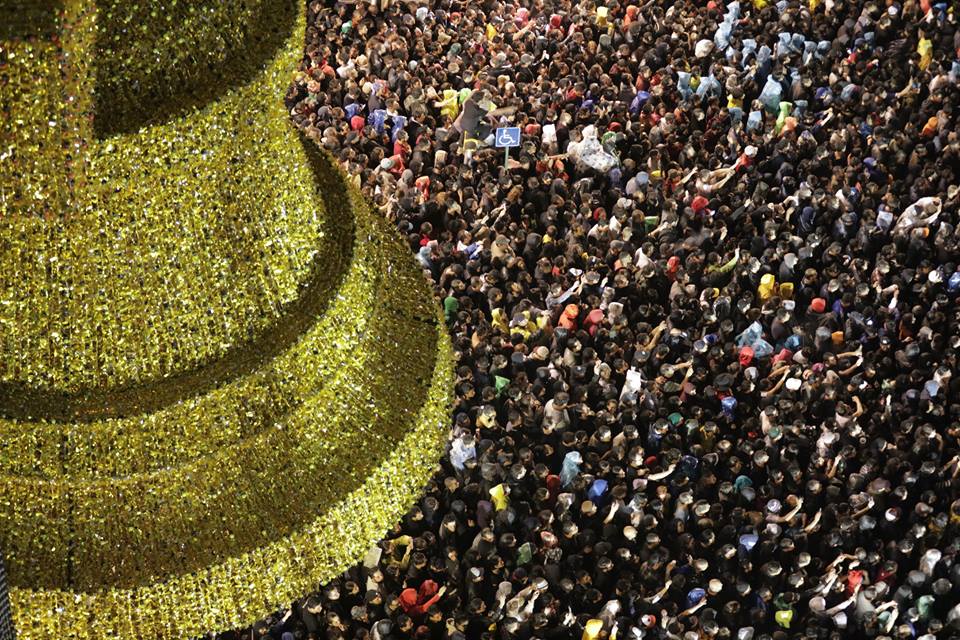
0;1;342;394
0;1;453;638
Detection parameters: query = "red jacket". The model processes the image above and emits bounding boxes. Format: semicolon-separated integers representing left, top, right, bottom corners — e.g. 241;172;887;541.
399;580;441;618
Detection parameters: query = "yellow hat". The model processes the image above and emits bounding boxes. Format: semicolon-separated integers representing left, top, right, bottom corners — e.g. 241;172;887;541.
0;3;451;639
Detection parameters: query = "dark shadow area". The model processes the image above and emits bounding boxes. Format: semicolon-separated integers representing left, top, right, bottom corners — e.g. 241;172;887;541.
0;0;60;40
0;552;14;640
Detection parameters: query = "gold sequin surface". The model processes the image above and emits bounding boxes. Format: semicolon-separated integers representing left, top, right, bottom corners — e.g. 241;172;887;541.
0;0;453;637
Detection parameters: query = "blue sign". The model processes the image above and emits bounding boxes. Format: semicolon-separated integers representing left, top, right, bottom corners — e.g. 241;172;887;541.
495;127;521;148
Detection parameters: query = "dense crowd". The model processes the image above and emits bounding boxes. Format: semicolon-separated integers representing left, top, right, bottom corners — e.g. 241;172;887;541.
228;0;960;638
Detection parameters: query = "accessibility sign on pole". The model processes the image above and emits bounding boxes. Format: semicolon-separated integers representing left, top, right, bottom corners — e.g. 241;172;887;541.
495;127;521;168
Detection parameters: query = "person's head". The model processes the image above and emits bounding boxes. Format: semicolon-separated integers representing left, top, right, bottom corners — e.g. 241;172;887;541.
385;595;400;614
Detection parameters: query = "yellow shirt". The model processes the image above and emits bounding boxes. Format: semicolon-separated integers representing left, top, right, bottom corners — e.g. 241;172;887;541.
918;38;933;71
758;274;777;302
490;484;508;510
583;619;604;640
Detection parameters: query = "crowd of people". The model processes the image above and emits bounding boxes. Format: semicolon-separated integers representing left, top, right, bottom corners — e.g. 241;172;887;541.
228;0;960;638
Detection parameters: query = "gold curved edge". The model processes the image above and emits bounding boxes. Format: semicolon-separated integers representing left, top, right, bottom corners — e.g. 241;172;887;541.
0;147;440;592
8;319;453;640
0;162;447;591
1;1;455;630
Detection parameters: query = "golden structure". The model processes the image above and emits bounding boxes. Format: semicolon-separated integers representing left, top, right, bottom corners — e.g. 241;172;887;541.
0;1;453;637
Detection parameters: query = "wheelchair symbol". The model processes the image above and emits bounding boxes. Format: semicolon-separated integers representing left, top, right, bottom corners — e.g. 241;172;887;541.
495;127;521;148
